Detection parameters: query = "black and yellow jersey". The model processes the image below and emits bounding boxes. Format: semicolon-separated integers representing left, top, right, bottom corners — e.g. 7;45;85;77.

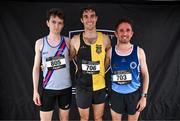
76;32;106;91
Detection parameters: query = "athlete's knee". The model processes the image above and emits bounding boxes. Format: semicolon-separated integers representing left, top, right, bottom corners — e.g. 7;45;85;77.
80;116;89;121
60;116;69;121
80;113;89;121
59;109;69;121
94;116;103;121
111;116;121;121
94;113;103;121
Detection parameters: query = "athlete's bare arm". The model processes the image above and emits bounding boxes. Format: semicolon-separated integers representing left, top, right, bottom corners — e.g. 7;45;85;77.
32;39;43;106
69;35;80;60
64;37;70;49
136;47;149;112
103;34;111;70
105;47;112;71
139;48;149;96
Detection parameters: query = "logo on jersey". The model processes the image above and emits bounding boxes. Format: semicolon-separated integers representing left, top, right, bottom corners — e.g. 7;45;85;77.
96;44;102;54
42;51;48;55
121;58;126;62
130;61;137;69
80;45;86;49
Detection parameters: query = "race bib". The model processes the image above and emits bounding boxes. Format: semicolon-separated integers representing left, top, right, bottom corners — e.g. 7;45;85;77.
112;70;132;85
81;60;100;74
46;55;66;70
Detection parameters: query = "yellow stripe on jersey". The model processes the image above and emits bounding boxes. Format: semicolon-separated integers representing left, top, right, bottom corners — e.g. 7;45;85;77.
91;32;106;91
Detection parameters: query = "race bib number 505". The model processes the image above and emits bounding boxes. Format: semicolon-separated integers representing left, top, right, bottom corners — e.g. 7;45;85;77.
46;55;66;70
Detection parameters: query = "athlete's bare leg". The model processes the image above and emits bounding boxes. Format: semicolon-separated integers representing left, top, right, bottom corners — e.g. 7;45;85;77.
40;111;53;121
93;103;105;121
78;107;90;121
59;108;70;121
110;108;122;121
128;111;140;121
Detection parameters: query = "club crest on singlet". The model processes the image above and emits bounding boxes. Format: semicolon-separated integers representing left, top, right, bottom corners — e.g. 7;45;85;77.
96;44;102;54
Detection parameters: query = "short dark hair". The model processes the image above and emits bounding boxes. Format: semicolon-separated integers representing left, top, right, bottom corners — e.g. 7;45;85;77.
47;8;65;21
80;6;97;19
115;18;134;31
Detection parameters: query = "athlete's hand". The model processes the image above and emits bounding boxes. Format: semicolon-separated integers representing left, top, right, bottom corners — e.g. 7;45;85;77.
41;65;44;71
136;97;147;112
33;92;41;106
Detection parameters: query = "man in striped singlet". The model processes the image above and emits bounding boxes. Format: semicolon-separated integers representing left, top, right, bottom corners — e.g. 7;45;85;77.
105;18;149;121
32;8;72;121
70;6;111;121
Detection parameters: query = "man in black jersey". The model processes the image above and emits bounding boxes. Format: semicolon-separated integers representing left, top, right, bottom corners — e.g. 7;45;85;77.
70;6;111;121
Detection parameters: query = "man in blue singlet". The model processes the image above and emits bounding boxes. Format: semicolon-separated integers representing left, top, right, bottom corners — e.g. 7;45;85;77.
105;18;149;121
32;8;72;121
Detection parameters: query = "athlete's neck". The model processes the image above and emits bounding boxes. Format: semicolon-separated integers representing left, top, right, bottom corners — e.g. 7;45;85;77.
48;33;61;42
83;30;97;44
84;28;97;37
116;43;133;53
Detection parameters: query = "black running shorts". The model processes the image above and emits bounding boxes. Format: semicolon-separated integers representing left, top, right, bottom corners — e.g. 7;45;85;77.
76;87;106;109
109;89;141;115
40;87;72;111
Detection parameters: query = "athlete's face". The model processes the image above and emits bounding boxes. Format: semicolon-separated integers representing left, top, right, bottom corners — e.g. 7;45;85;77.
47;15;64;35
115;22;133;44
81;10;98;30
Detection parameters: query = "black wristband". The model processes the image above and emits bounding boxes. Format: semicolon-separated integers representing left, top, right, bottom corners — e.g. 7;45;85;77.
141;93;147;98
